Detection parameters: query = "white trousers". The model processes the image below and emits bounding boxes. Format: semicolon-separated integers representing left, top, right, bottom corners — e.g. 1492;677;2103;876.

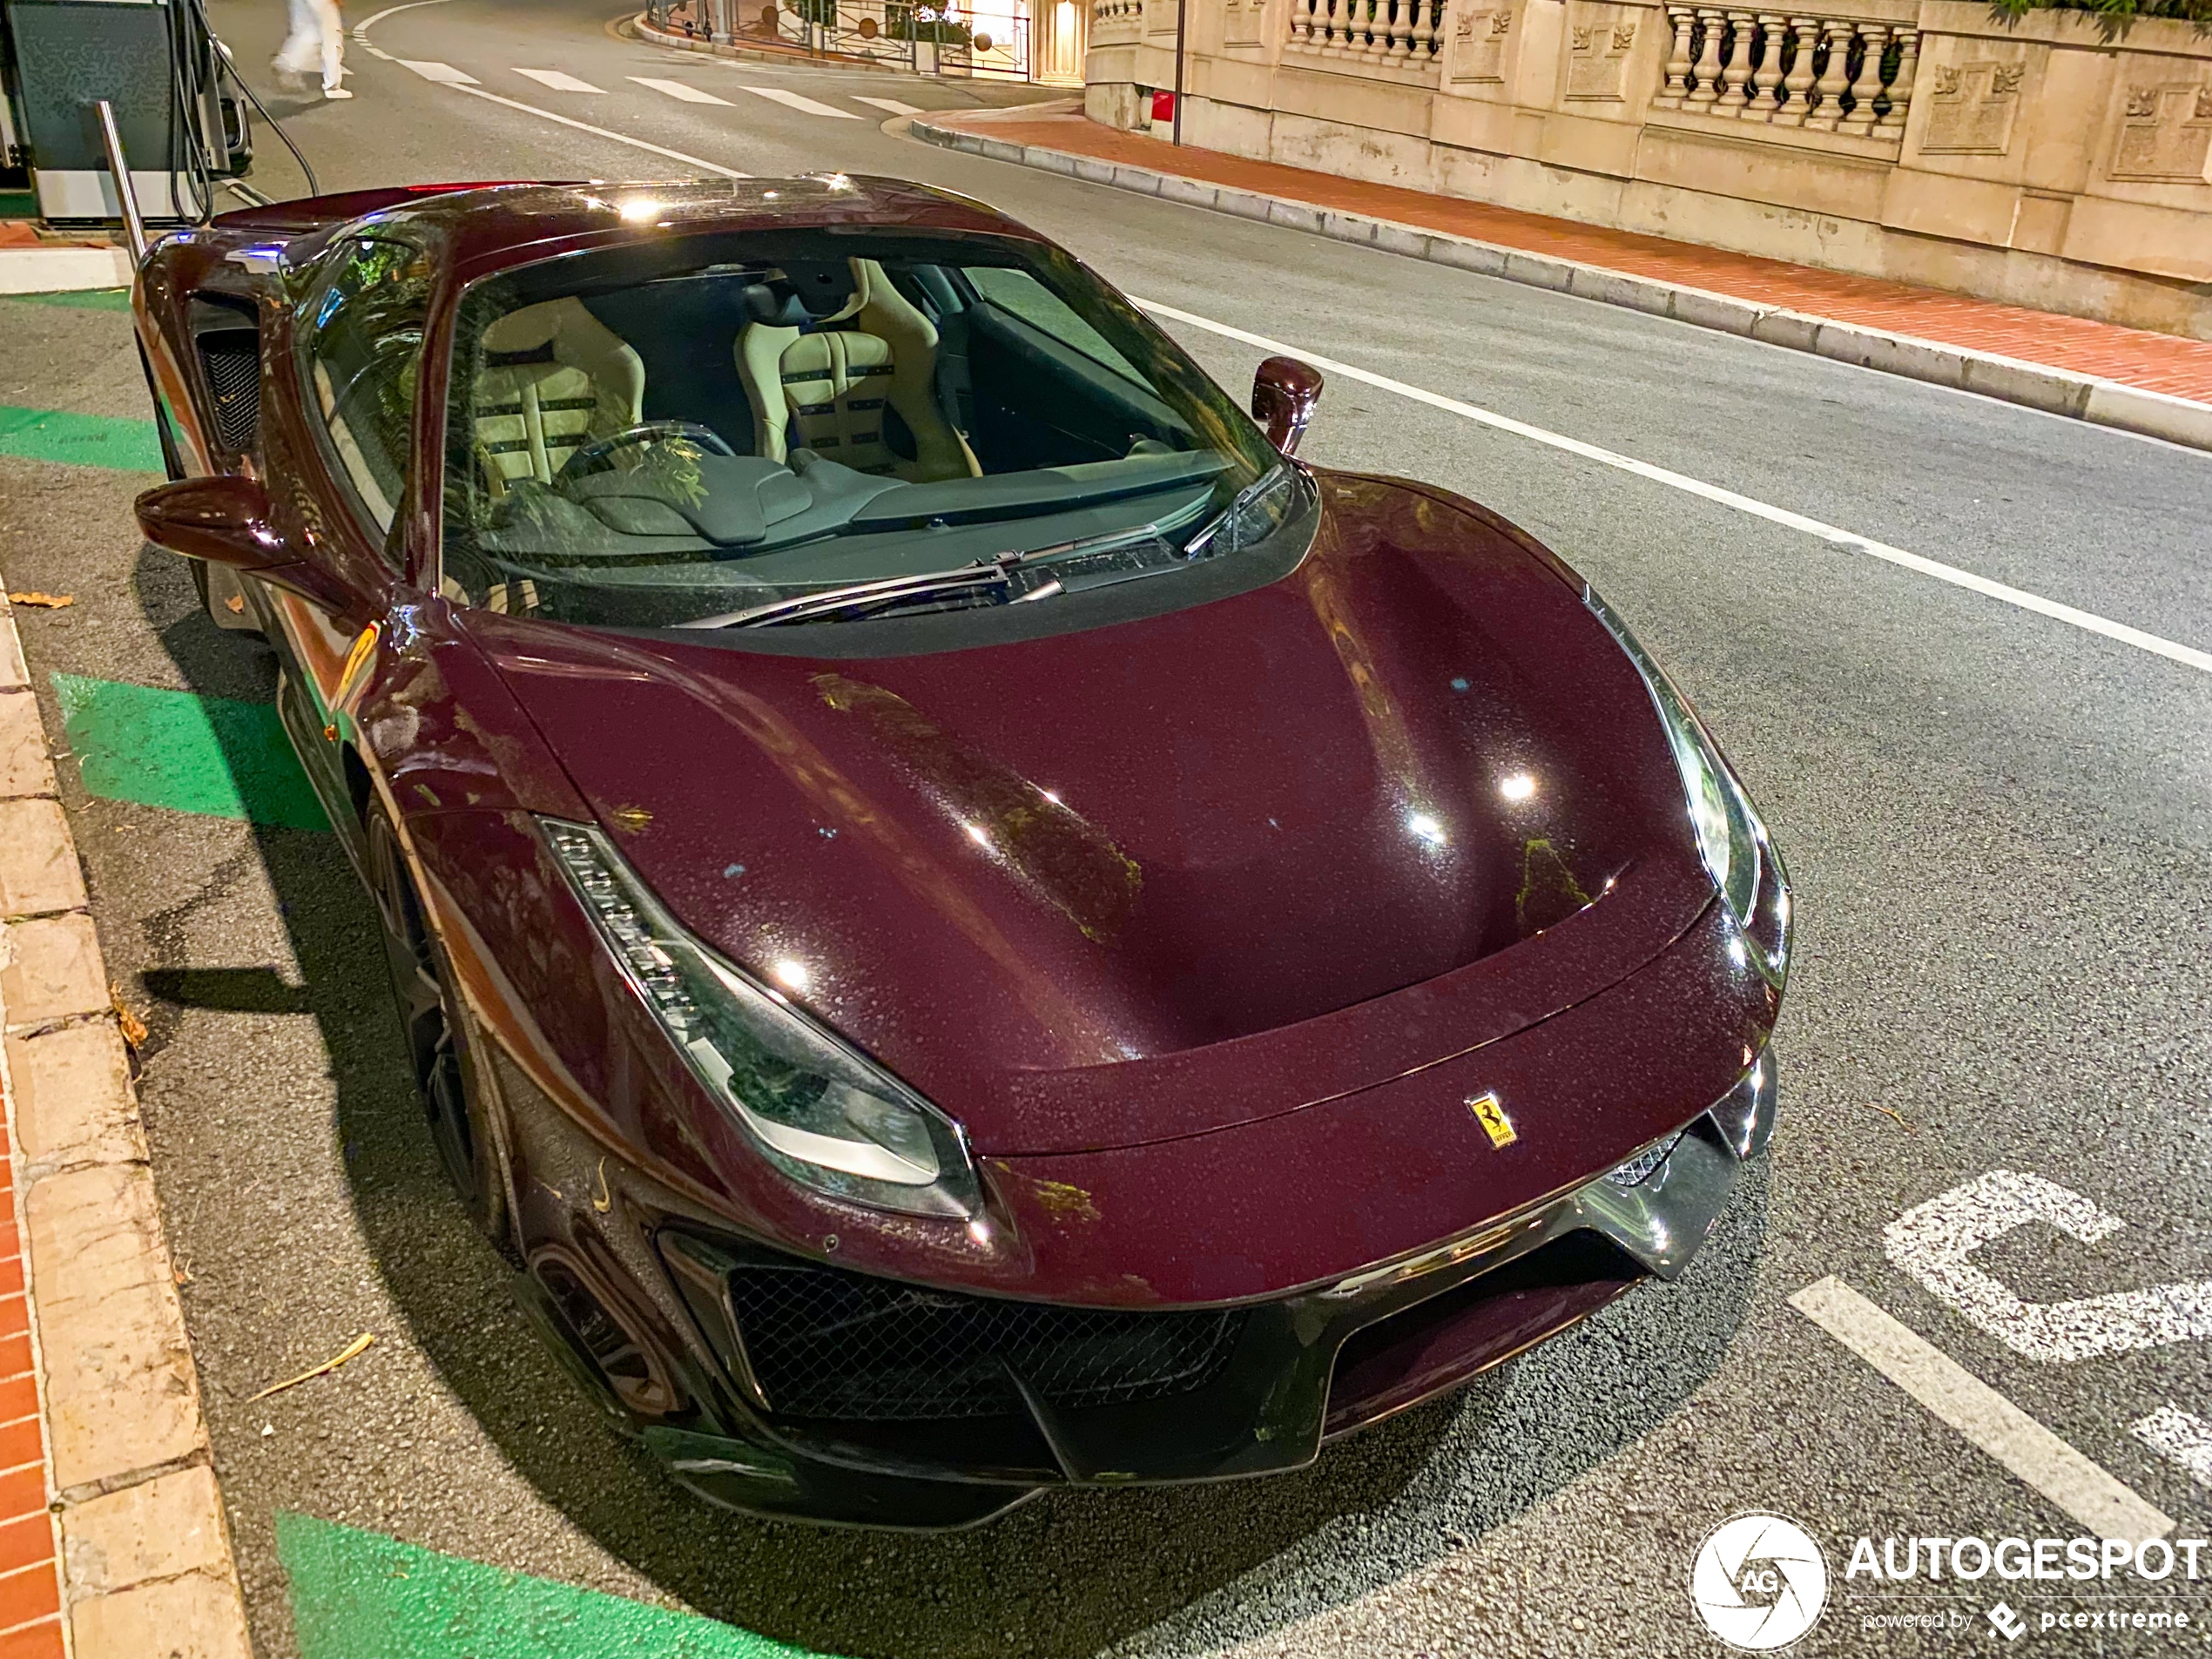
274;0;344;91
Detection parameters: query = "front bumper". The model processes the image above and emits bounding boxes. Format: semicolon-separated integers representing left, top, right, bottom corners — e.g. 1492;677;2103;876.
613;1053;1774;1528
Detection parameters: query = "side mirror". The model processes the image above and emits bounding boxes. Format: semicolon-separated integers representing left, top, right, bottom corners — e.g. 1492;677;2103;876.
135;475;286;570
1251;355;1324;457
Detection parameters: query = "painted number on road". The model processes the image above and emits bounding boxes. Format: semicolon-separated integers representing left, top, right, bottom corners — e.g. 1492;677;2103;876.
1884;1170;2212;1363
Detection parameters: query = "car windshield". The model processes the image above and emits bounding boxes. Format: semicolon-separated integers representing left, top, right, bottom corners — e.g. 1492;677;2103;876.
438;220;1303;630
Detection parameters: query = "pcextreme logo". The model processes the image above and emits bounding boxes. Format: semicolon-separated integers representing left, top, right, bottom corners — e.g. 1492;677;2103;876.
1690;1512;1831;1650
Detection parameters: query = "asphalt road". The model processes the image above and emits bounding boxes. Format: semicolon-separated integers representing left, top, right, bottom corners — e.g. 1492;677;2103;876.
3;2;2212;1653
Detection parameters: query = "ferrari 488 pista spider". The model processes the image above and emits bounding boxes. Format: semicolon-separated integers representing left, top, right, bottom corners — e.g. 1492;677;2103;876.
131;173;1790;1527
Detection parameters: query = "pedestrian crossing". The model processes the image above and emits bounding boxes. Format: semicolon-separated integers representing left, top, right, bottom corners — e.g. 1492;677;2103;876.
628;76;732;105
512;67;607;93
394;59;954;125
736;84;860;119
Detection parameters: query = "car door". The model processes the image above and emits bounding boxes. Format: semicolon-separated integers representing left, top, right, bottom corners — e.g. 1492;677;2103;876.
256;233;435;863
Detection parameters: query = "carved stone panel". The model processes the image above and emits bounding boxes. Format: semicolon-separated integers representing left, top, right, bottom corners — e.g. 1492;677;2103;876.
1922;57;2026;155
2108;82;2212;181
1564;3;1638;100
1449;3;1513;81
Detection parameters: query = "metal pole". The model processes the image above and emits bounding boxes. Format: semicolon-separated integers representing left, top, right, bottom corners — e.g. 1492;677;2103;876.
1170;0;1186;145
93;99;148;260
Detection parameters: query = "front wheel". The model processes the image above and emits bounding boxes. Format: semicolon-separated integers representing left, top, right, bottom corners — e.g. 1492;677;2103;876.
366;805;509;1244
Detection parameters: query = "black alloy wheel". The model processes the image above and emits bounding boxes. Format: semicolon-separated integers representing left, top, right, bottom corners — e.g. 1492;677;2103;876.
366;806;506;1239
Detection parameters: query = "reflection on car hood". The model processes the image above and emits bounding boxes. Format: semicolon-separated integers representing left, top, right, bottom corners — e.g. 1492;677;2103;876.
478;473;1715;1156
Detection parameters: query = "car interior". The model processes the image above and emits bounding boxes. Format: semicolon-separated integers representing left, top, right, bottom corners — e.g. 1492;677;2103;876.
442;242;1265;624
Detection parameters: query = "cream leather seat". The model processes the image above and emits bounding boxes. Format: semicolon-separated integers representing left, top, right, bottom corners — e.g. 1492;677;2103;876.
736;260;976;482
475;299;646;494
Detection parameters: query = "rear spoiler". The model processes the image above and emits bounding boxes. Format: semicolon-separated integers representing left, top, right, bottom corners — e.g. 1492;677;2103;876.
210;180;567;237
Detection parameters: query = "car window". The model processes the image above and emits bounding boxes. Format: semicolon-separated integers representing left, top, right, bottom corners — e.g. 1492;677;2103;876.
303;236;431;542
961;266;1145;387
439;223;1302;634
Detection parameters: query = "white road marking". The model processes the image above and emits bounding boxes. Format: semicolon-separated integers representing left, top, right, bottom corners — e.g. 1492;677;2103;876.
2133;1406;2212;1487
355;0;452;29
397;59;478;83
738;84;861;118
1134;298;2212;679
852;95;922;116
444;85;751;179
630;76;732;105
513;67;606;93
1791;1276;2175;1542
1885;1171;2212;1363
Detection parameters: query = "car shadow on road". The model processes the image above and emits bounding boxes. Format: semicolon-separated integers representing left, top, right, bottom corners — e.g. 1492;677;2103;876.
145;546;1769;1659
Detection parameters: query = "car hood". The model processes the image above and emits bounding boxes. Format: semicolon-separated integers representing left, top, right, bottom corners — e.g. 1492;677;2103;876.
474;473;1715;1156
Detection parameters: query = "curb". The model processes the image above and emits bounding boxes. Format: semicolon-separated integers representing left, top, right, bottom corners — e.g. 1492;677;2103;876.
906;116;2212;455
0;594;253;1658
0;246;135;299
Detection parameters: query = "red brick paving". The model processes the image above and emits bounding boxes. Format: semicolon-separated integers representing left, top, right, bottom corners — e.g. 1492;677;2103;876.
932;105;2212;405
0;1114;60;1656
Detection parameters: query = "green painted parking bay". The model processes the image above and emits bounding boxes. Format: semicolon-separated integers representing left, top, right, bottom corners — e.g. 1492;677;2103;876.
279;1514;841;1659
52;673;328;831
0;404;162;472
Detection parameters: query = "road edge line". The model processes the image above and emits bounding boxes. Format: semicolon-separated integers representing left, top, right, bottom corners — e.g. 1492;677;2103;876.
0;594;253;1659
1790;1275;2175;1543
902;115;2212;456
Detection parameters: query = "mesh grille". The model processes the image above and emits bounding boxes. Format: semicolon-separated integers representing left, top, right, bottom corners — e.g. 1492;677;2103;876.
197;332;260;453
724;1260;1247;1421
1604;1130;1686;1188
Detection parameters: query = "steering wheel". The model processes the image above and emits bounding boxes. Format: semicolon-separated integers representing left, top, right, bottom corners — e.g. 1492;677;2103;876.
556;420;736;484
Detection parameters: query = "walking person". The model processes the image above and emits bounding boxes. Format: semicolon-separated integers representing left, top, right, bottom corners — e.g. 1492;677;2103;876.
273;0;352;99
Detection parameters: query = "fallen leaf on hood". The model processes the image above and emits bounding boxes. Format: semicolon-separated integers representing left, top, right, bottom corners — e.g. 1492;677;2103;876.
225;594;246;614
6;592;73;609
248;1332;376;1401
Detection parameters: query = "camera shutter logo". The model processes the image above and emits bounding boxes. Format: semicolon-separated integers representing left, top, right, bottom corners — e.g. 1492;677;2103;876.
1689;1513;1828;1649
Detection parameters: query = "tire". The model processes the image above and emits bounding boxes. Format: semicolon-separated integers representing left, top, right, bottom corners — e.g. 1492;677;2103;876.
365;806;509;1243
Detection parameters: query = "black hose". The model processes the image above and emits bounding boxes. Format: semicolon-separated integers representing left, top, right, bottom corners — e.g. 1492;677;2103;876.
187;0;322;200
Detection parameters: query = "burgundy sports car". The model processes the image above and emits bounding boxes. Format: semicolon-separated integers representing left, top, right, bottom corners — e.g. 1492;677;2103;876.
131;175;1790;1527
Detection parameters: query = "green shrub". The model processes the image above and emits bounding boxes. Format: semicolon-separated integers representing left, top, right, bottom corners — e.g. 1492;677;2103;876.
1986;0;2210;39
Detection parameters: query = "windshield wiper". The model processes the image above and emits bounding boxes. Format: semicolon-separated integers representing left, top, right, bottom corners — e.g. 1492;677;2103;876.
691;521;1169;630
1182;464;1293;559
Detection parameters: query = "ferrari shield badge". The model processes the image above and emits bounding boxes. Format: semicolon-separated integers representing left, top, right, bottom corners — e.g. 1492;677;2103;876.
1466;1092;1517;1149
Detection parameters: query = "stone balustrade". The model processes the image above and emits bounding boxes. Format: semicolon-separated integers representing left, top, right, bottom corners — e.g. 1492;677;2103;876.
1083;0;2212;339
1284;0;1452;78
1654;10;1919;140
1092;0;1144;40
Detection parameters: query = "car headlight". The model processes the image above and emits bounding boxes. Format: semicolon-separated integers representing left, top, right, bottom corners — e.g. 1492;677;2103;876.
1583;586;1788;981
542;819;982;1219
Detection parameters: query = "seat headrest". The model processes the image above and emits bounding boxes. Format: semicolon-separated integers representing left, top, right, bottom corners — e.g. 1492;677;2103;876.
778;260;858;319
482;297;597;354
740;282;810;327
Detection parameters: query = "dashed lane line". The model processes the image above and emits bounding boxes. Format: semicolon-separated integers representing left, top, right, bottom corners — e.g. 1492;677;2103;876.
1135;298;2212;679
1791;1277;2175;1542
631;76;733;105
511;67;605;93
852;96;922;116
737;84;860;119
396;59;478;83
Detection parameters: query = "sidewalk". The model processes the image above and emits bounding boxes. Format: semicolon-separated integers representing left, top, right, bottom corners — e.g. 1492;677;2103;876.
907;103;2212;448
0;588;252;1657
0;223;132;299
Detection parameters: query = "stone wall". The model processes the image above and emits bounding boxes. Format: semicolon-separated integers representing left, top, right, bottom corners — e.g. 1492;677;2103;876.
1085;0;2212;337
